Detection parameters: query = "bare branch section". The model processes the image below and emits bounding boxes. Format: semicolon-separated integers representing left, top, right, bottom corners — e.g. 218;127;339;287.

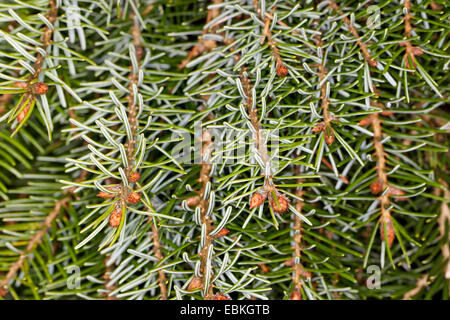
328;0;377;67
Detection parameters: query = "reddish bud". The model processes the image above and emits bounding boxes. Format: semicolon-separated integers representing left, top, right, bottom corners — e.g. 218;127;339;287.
359;117;372;126
250;191;266;209
259;264;270;274
312;122;325;133
16;104;30;123
186;196;201;207
127;192;141;204
411;46;423;56
0;287;7;297
300;268;312;278
368;59;378;67
284;259;294;267
97;191;117;198
129;171;140;183
276;63;288;77
380;111;393;116
31;82;48;95
215;228;230;238
324;129;335;145
290;288;302;300
13;81;27;89
270;193;290;214
187;277;202;291
370;180;382;195
109;208;122;227
379;216;395;247
388;186;407;201
212;293;231;300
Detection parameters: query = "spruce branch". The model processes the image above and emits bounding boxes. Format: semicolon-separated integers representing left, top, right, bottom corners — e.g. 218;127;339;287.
0;196;70;292
149;217;168;300
328;0;377;67
198;129;214;300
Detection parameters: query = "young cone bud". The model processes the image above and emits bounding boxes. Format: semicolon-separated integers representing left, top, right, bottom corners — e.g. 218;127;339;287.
129;171;140;183
187;277;202;291
290;288;302;300
368;59;378;67
250;191;266;209
97;191;116;198
276;63;288;77
109;208;122;227
312;122;325;133
31;82;48;95
370;180;382;194
324;129;335;145
259;264;270;274
212;293;230;300
388;186;407;201
379;216;395;248
359;117;372;126
127;192;141;204
16;104;30;123
186;196;201;207
214;228;230;238
270;193;290;214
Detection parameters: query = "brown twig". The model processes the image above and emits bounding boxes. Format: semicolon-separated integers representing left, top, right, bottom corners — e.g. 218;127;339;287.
178;0;223;69
328;0;377;67
328;1;397;246
198;129;214;300
260;7;288;77
402;274;428;299
150;218;168;299
291;165;304;299
400;0;424;70
311;32;335;145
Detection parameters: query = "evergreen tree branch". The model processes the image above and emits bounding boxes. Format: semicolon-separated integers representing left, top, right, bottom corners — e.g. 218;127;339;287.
149;217;168;300
328;0;377;67
0;196;70;293
198;129;214;300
